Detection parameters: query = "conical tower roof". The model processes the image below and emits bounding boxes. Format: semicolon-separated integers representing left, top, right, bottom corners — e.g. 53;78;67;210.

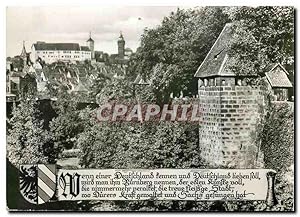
20;41;27;59
118;31;125;42
86;31;94;42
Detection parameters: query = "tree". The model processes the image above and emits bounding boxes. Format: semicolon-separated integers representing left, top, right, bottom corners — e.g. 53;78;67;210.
227;6;294;77
95;77;133;104
10;56;24;71
128;7;229;100
260;103;294;174
90;71;111;100
49;89;84;150
7;99;57;167
77;102;207;210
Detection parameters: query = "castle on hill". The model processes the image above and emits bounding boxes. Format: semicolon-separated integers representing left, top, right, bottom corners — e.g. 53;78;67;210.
29;32;133;64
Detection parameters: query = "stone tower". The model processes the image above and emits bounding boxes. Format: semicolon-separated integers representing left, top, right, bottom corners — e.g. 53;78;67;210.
194;23;264;169
118;31;125;59
86;31;95;59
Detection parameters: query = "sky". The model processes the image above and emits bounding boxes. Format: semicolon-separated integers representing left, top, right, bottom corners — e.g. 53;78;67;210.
6;6;182;57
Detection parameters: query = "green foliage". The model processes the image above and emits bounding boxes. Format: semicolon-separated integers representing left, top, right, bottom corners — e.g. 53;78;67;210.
45;82;60;97
90;71;111;100
6;6;293;211
271;175;294;211
49;90;84;150
19;75;38;99
10;56;24;71
96;77;133;104
7;99;57;167
139;63;181;104
78;117;203;169
260;102;294;173
227;6;294;76
128;7;229;99
77;102;209;210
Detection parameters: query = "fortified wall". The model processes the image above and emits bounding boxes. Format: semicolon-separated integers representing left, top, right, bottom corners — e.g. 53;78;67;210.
194;23;265;168
198;82;265;168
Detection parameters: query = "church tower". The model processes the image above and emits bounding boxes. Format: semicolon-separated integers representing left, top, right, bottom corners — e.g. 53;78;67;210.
87;31;95;59
20;41;27;66
118;31;125;59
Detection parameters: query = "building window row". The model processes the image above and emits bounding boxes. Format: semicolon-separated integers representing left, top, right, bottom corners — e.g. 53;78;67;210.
37;51;91;60
37;50;90;55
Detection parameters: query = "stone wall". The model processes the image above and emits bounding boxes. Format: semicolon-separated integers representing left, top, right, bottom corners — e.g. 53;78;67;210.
198;82;265;168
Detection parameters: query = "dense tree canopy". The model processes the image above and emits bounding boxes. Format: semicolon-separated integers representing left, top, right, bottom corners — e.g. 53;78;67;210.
227;6;294;76
6;6;295;211
128;7;229;100
7;99;57;166
78;116;203;169
49;90;84;150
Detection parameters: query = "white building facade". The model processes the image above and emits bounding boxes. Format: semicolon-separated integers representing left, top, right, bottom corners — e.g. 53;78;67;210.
31;42;92;64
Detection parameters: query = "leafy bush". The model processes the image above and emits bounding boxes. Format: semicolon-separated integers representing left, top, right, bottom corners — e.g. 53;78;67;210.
128;7;229;98
77;103;208;210
49;90;85;150
260;102;294;173
227;6;294;77
78;114;203;169
7;99;58;167
61;148;81;158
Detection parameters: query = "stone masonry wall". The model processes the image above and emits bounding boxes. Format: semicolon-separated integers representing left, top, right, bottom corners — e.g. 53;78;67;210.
198;84;265;168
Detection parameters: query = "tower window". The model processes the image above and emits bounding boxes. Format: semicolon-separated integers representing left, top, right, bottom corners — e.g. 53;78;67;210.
236;78;242;86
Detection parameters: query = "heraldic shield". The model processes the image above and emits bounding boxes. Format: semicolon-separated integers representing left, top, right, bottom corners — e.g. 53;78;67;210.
19;164;56;205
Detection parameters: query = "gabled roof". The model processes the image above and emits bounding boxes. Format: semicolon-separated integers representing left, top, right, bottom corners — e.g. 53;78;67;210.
73;81;89;92
265;63;293;88
23;72;36;80
33;43;81;51
34;69;46;81
33;62;43;69
194;23;235;78
133;74;150;85
68;77;78;85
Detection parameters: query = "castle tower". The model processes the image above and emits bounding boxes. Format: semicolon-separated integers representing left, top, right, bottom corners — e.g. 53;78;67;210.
86;31;95;59
194;23;264;169
118;31;125;59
